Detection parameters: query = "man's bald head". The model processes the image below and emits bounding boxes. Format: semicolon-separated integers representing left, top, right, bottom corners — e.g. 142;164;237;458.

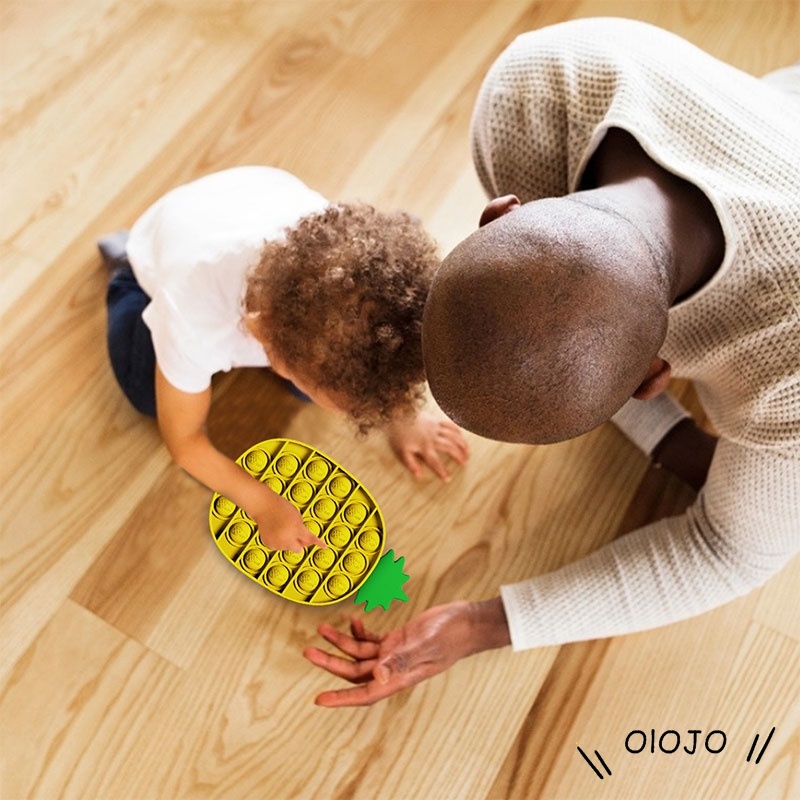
422;196;670;444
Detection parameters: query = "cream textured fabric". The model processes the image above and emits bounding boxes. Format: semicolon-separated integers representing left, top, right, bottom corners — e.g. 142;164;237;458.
611;394;689;456
470;18;800;649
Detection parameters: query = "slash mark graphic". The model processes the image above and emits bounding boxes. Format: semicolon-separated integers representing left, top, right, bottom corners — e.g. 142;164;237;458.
577;744;612;779
746;727;775;765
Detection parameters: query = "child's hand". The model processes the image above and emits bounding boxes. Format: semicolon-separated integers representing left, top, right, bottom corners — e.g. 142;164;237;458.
385;411;470;482
253;492;326;553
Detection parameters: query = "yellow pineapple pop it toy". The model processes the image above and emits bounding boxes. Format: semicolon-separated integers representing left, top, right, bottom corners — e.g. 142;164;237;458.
209;438;409;610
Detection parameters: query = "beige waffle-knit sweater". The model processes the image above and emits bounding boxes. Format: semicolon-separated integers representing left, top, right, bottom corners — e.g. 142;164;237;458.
470;18;800;650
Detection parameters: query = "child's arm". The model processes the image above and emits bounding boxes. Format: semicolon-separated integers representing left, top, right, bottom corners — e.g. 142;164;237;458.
154;366;325;552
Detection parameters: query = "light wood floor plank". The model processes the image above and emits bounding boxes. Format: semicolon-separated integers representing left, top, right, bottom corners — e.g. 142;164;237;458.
2;2;797;798
0;600;182;800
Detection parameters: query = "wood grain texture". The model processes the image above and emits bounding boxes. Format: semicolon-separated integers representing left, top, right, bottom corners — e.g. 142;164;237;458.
1;1;798;798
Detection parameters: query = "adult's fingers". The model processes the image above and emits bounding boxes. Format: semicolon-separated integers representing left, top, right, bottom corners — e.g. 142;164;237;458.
313;678;404;707
315;622;381;660
350;617;382;643
303;646;377;684
313;652;438;706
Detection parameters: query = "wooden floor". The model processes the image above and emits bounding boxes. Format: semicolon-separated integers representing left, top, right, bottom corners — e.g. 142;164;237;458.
2;1;799;798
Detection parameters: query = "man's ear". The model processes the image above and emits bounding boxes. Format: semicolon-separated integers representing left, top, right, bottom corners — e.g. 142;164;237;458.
633;357;672;400
479;195;521;227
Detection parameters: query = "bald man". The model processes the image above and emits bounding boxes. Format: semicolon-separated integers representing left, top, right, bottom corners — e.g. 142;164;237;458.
305;18;799;706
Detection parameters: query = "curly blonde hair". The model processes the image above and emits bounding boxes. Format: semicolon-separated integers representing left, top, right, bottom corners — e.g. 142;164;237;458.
243;202;439;430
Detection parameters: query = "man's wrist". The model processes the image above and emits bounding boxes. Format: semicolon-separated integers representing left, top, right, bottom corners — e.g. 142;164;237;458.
650;418;717;491
466;597;511;654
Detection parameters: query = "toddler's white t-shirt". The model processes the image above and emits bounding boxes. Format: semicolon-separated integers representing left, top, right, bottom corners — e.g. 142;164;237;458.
126;166;328;393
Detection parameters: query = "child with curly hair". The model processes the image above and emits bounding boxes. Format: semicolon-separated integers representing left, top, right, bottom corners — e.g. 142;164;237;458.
100;166;468;552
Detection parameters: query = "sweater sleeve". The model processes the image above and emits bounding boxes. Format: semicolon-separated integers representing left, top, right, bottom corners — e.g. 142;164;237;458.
499;438;800;650
611;393;689;456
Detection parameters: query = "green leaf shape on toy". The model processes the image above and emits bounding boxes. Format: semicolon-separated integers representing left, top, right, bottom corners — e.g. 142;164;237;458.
354;549;409;612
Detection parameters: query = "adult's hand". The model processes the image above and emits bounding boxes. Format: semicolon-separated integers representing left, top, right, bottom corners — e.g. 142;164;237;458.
304;598;510;707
